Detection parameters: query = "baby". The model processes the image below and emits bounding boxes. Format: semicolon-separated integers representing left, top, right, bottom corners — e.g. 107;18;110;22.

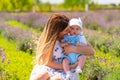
60;18;87;79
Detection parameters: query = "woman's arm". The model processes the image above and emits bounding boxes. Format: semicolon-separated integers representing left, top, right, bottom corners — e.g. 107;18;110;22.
64;43;95;56
46;61;63;70
46;60;78;70
41;53;63;70
44;54;78;70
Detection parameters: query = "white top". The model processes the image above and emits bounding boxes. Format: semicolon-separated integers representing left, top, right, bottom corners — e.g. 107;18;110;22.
52;40;64;62
30;40;79;80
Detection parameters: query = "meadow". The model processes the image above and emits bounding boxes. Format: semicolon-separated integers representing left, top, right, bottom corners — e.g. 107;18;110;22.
0;10;120;80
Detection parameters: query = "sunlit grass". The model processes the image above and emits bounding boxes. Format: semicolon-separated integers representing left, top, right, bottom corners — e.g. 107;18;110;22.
95;50;120;70
0;34;33;80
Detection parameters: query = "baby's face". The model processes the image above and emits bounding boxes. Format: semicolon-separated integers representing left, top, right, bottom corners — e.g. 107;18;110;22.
69;25;81;35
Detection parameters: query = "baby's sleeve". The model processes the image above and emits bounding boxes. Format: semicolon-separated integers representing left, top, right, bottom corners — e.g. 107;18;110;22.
80;35;87;44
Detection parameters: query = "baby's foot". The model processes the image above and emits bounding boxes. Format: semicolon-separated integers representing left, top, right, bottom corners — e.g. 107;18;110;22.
65;71;72;80
75;66;82;73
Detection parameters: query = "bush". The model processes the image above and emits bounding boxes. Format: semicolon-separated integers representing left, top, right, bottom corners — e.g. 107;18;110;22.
88;35;109;53
108;37;120;57
87;33;120;56
83;57;110;80
106;26;120;35
0;47;11;80
16;37;35;54
106;15;113;22
4;31;14;41
0;27;4;34
36;23;45;32
103;68;120;80
85;22;101;31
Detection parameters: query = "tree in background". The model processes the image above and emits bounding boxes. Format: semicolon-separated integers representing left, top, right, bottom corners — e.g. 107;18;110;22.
63;0;90;11
36;1;52;12
0;0;33;11
0;0;53;12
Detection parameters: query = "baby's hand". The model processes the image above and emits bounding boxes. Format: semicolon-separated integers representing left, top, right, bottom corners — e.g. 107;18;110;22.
66;41;71;45
64;41;71;46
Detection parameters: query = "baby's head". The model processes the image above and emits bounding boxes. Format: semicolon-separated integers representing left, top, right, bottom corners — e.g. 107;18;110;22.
69;18;82;35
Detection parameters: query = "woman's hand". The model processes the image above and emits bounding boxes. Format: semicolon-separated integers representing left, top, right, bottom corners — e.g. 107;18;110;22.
64;43;95;56
64;44;88;54
64;45;75;54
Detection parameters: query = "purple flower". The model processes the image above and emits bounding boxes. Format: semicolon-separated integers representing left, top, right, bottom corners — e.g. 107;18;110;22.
2;54;6;63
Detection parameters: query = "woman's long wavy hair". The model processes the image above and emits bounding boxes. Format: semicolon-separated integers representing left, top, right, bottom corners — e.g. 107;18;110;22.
36;13;69;65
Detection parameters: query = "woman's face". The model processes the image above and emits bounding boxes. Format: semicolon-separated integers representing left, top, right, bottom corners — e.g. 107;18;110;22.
58;26;70;40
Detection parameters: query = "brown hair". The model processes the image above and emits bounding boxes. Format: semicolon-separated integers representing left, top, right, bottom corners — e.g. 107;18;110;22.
36;13;69;65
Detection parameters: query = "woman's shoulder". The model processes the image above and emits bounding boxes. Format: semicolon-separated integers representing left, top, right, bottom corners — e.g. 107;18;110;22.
55;40;60;46
53;40;64;60
54;40;63;51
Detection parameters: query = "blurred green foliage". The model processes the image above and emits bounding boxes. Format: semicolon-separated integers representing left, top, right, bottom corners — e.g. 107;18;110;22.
0;0;120;11
0;0;33;11
16;37;35;54
63;0;89;10
0;34;33;80
103;68;120;80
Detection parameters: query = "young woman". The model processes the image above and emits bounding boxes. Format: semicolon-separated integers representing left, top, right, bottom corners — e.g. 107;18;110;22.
30;13;95;80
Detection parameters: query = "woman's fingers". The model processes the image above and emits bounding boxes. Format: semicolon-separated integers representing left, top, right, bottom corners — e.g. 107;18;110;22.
64;45;73;54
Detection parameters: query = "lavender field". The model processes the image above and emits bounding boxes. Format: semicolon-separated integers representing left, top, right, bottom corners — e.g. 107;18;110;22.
0;10;120;80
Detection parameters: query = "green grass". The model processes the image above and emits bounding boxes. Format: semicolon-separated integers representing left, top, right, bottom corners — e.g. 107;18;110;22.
7;20;41;34
0;34;33;80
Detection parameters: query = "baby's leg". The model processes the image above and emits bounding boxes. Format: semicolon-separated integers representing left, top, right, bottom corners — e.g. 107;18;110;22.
62;58;70;72
78;55;86;68
75;55;86;73
62;58;72;79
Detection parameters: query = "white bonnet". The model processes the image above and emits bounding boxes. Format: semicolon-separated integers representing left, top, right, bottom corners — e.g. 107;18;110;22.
69;18;82;29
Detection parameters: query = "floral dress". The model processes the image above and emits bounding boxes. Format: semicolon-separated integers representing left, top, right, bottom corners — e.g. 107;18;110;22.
30;41;79;80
